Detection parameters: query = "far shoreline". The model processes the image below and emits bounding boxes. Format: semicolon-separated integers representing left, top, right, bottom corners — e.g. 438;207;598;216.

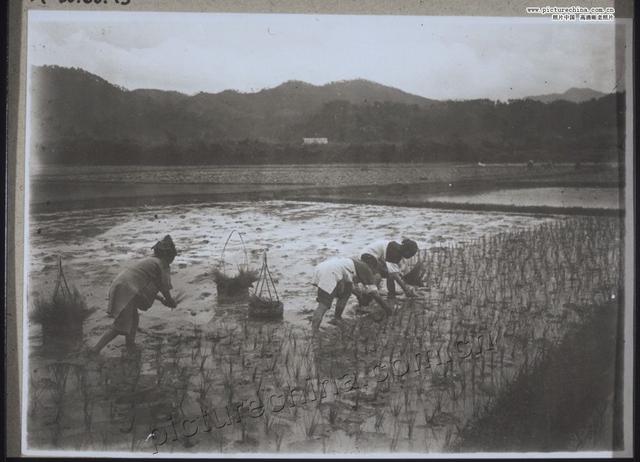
29;181;624;218
28;162;624;217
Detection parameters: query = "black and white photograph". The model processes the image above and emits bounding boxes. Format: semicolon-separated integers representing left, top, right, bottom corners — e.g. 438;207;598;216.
11;1;634;457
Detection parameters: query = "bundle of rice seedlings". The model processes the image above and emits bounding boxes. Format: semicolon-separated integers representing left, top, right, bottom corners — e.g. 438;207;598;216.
31;285;92;325
31;287;94;350
212;267;259;298
31;257;93;327
403;260;427;287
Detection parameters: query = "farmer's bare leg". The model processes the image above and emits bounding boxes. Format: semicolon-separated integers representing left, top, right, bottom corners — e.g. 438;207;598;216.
334;295;350;319
91;328;119;354
387;277;397;296
312;302;331;333
125;308;139;350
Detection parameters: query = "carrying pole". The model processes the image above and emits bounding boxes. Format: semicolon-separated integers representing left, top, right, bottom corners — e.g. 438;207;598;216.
220;230;249;275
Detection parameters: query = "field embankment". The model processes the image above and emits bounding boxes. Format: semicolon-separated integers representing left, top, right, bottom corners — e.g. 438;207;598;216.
29;162;623;215
452;298;624;452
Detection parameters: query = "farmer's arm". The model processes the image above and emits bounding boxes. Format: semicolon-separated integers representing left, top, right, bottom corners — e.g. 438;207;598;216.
156;262;177;308
390;272;416;297
155;292;177;308
370;291;392;315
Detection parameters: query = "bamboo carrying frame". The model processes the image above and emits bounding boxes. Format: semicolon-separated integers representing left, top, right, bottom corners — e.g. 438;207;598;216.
214;230;257;298
248;251;284;320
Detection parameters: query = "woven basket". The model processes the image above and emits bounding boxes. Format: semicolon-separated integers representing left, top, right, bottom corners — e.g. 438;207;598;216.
248;251;283;321
248;294;284;320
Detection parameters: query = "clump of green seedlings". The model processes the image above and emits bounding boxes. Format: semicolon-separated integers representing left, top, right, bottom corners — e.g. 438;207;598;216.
31;287;91;331
212;267;259;298
31;258;93;337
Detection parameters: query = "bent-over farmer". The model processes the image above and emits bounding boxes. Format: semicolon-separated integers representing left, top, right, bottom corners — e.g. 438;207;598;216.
90;235;179;354
361;238;419;297
310;256;391;333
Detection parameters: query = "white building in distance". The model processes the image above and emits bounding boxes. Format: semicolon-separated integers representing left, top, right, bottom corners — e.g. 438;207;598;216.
303;137;328;145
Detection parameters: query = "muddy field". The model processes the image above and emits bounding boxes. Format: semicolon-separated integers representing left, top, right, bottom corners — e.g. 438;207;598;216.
25;201;623;454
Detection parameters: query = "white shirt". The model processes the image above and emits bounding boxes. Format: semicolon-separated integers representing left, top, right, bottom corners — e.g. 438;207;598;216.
312;257;378;294
361;239;401;274
311;257;355;294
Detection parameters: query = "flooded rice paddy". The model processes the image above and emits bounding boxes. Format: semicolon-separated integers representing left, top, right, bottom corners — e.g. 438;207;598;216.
431;187;622;210
26;201;623;454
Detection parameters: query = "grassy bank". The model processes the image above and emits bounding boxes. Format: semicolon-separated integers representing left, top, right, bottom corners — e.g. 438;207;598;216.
451;298;624;452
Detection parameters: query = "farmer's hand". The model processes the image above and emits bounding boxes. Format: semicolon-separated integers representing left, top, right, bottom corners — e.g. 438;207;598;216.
158;296;177;309
404;286;417;298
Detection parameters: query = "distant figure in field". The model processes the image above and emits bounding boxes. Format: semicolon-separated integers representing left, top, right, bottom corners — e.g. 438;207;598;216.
310;256;391;333
361;238;419;297
90;235;179;355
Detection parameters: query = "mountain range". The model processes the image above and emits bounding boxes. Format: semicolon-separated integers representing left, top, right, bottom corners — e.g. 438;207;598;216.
525;87;607;104
31;66;434;144
30;65;623;165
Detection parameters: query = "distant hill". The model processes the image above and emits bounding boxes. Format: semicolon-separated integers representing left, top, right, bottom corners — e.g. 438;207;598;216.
30;65;623;165
31;65;433;145
525;87;607;104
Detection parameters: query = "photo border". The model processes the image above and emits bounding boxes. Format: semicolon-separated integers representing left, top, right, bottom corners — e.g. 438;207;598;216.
5;0;635;458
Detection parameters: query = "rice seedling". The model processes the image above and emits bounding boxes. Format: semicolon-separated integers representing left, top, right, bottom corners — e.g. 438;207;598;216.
403;387;411;411
76;367;95;432
274;426;285;452
29;371;45;418
303;409;320;439
390;396;403;420
212;425;226;452
328;403;339;426
374;408;386;432
389;424;401;452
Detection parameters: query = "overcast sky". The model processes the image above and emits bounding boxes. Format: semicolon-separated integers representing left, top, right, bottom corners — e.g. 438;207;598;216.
28;11;622;100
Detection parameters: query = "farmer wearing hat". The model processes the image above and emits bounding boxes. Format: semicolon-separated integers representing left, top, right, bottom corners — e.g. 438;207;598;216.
310;256;391;333
90;235;179;354
361;238;419;298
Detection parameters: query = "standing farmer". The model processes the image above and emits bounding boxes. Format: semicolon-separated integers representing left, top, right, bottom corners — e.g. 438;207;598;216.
361;238;419;297
311;256;391;333
90;235;179;354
